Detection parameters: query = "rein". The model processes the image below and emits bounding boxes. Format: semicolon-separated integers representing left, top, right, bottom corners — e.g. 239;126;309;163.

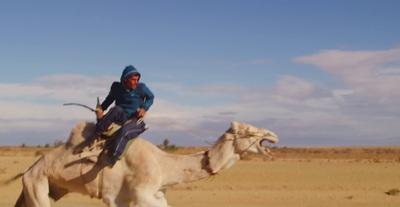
203;134;268;176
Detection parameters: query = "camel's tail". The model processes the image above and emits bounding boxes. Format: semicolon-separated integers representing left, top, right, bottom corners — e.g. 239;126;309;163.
0;168;28;186
1;155;45;186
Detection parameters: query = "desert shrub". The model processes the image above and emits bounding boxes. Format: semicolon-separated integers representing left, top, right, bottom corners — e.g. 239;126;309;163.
164;144;179;152
35;150;44;157
334;148;351;154
163;139;170;147
377;149;395;154
363;149;374;154
159;139;179;152
53;140;64;147
372;158;382;163
385;188;400;196
241;155;252;161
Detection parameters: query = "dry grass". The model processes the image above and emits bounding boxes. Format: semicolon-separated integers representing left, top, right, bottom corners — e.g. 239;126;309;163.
1;146;400;207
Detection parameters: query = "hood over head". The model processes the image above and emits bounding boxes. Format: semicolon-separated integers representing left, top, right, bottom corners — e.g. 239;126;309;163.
121;65;141;82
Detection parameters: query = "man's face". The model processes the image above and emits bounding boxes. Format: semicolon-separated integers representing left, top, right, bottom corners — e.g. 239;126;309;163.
124;75;140;90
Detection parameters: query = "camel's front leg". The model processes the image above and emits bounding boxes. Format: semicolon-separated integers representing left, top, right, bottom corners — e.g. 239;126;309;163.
155;189;170;207
132;187;169;207
22;171;50;207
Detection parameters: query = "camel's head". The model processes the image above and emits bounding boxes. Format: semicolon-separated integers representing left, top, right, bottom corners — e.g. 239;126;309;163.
230;121;278;156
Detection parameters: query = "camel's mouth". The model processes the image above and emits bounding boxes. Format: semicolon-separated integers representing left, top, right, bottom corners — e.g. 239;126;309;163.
258;138;277;156
260;135;278;145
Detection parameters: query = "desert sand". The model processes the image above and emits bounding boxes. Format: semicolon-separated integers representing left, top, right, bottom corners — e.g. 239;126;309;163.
1;146;399;207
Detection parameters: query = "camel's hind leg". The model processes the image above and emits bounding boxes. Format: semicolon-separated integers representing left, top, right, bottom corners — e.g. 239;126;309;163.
22;170;50;207
14;191;27;207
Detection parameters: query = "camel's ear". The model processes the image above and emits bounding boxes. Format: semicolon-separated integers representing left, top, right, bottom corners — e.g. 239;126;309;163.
231;121;239;134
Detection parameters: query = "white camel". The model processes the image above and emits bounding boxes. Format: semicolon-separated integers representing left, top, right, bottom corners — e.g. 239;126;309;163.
9;121;278;207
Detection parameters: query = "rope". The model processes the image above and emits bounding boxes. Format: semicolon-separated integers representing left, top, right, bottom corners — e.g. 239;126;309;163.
147;117;273;157
147;118;216;145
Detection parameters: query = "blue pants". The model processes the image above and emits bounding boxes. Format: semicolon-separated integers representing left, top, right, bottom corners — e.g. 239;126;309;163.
95;106;147;159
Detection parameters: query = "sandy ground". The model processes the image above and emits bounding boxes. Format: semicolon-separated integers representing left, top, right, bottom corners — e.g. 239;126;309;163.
1;148;400;207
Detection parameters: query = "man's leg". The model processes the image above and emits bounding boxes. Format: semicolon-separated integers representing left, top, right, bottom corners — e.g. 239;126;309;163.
75;106;127;154
101;119;147;166
96;106;127;135
73;107;127;154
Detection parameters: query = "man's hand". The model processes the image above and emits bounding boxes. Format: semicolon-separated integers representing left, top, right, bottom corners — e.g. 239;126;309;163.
96;105;103;120
137;108;146;118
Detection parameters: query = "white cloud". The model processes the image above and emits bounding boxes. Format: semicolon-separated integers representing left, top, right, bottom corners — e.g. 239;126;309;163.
193;84;249;94
0;74;114;138
280;48;400;145
294;48;400;98
0;74;115;103
276;76;318;101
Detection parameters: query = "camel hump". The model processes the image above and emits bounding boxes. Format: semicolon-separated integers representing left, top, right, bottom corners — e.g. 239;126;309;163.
66;121;96;147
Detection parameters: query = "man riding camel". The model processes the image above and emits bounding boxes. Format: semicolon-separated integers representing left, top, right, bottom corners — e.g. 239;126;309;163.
94;65;154;166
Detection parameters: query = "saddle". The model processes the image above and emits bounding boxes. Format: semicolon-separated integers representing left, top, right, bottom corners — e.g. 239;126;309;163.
79;118;143;161
78;123;121;160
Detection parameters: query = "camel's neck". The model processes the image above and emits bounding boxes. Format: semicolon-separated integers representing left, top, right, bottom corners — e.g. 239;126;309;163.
207;132;240;173
162;133;240;186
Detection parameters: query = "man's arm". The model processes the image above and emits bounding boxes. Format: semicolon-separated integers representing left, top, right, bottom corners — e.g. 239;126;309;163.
100;82;119;111
140;83;154;112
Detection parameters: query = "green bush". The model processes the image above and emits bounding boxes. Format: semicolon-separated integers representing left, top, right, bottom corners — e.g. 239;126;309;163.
159;139;179;152
35;150;44;157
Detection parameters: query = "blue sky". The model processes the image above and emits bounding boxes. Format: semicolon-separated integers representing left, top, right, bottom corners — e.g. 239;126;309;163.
1;0;399;147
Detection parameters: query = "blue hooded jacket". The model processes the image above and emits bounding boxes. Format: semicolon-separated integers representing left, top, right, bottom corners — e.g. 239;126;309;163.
121;65;141;82
101;65;154;119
